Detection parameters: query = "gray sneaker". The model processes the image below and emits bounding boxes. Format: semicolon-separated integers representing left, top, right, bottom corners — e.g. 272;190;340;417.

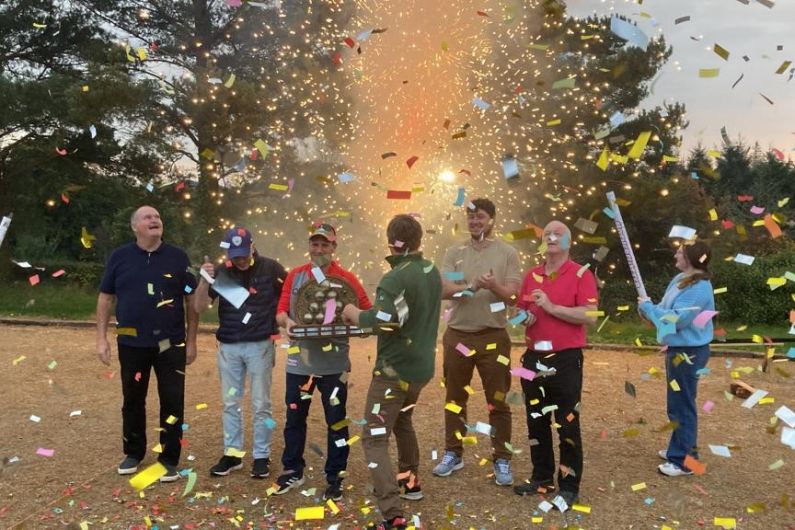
117;456;140;475
159;464;180;482
432;451;463;477
493;458;513;486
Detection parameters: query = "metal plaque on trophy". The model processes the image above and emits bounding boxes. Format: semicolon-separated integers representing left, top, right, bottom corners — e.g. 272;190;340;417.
288;274;396;339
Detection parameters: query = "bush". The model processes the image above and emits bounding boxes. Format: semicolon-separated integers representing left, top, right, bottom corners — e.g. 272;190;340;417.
8;260;105;289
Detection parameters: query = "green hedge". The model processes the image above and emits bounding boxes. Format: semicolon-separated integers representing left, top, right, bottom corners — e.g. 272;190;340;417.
9;260;105;289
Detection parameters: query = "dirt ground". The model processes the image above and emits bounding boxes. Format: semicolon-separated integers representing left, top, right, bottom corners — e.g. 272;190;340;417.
1;324;794;530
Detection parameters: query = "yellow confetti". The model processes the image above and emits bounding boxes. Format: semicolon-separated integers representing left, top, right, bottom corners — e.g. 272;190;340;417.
445;402;463;414
630;482;647;492
713;287;728;294
225;448;246;458
295;506;325;520
546;118;561;126
464;385;475;395
287;346;300;354
129;462;167;491
708;208;718;221
714;517;736;529
699;68;720;78
195;403;208;410
496;355;510;365
627;131;651;159
345;435;360;446
486;343;497;350
572;503;591;514
326;499;340;514
669;379;681;392
254;139;269;158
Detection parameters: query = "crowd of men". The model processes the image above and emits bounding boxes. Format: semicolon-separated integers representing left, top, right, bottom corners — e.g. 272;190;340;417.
97;199;600;530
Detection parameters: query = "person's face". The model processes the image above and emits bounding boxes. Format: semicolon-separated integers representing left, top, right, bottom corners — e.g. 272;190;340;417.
309;237;336;258
542;221;570;256
467;208;493;238
674;245;690;272
132;207;163;239
231;255;251;271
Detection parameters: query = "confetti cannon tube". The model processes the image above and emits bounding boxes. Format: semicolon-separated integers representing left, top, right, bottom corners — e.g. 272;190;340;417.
606;192;647;299
0;213;12;249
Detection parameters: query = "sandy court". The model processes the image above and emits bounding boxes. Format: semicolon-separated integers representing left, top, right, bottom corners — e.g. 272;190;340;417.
1;324;794;529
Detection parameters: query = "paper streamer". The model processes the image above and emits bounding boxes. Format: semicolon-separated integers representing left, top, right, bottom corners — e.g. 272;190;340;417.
0;213;12;248
323;299;337;324
606;192;647;298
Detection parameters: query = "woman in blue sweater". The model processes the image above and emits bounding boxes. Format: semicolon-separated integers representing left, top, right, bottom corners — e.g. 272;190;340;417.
638;240;715;477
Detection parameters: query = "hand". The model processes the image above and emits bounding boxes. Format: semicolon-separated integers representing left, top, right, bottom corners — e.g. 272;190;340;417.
531;289;552;311
185;341;197;365
475;270;497;291
637;296;651;304
200;255;215;279
342;304;361;325
524;312;537;327
285;317;297;336
97;337;111;366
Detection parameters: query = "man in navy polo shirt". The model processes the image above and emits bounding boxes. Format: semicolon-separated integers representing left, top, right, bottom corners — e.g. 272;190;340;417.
96;205;199;483
193;227;287;479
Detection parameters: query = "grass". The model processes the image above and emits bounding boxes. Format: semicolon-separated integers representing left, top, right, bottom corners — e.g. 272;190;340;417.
0;283;218;323
0;284;790;349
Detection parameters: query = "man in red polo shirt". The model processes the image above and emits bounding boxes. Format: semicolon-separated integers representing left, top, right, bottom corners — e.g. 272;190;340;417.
513;220;598;511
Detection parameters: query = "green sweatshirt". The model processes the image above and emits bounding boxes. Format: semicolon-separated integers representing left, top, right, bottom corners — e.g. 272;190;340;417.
358;252;442;382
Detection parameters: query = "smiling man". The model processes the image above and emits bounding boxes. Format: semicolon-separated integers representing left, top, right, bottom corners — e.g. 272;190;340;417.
193;227;287;479
96;205;198;483
513;220;598;511
434;198;522;487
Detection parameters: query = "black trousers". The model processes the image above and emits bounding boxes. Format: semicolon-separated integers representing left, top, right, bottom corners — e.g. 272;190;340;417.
520;348;584;493
118;343;186;467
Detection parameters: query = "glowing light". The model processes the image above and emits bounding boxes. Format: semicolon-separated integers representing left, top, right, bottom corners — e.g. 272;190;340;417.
438;170;456;183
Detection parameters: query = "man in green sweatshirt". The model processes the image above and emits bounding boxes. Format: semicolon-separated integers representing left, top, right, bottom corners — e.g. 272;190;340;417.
342;214;442;530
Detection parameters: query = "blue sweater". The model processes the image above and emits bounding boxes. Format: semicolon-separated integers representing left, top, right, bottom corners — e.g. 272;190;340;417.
639;273;715;347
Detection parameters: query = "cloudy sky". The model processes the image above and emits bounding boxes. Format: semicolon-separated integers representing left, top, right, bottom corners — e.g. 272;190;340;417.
569;0;795;155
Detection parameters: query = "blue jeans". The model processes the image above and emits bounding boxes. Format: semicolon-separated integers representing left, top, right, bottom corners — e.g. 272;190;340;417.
217;340;275;459
281;372;349;483
665;344;710;469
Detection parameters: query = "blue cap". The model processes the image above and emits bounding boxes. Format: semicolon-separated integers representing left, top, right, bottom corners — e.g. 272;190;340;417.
223;227;252;258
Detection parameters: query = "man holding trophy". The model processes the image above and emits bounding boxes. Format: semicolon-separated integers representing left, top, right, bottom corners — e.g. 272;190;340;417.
273;223;371;501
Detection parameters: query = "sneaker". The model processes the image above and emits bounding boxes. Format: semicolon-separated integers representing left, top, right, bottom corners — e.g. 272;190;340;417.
553;490;579;512
658;462;693;477
159;464;180;482
117;456;140;475
657;449;668;460
513;478;556;496
272;472;305;495
323;480;343;501
493;458;513;486
250;458;270;479
398;478;423;500
210;455;243;476
371;516;408;530
432;451;464;477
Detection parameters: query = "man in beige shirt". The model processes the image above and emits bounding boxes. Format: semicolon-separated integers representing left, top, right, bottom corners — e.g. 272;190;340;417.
433;198;522;487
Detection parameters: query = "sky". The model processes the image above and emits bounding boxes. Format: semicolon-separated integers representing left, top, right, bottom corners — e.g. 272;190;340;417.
568;0;795;156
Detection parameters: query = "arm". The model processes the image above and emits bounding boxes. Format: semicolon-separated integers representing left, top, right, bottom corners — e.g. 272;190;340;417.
440;246;469;300
184;295;199;365
96;292;116;366
640;282;710;330
344;276;400;333
442;279;470;299
477;275;520;305
193;256;216;314
540;297;598;326
276;270;297;334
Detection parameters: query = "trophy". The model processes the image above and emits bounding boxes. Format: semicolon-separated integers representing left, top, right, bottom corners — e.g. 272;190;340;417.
288;274;396;338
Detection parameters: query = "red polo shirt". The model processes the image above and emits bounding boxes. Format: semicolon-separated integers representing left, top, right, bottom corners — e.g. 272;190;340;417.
517;260;598;352
277;260;372;316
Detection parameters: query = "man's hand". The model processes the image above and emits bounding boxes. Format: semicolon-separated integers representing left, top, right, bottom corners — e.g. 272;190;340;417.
284;316;297;336
186;341;198;365
97;337;111;366
524;312;537;327
342;304;361;325
531;289;552;311
475;270;497;291
200;255;215;280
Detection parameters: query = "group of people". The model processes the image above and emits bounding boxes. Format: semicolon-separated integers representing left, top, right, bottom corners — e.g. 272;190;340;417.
96;201;715;530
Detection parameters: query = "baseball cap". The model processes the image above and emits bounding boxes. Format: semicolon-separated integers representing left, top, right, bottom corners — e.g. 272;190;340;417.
222;227;253;258
309;223;337;242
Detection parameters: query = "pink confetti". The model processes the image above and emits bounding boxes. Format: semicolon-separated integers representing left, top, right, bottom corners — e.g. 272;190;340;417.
455;342;473;356
693;310;719;329
442;308;452;322
29;274;40;286
226;0;241;6
510;367;537;381
36;447;54;457
323;299;337;325
51;269;66;278
750;205;765;215
703;400;715;413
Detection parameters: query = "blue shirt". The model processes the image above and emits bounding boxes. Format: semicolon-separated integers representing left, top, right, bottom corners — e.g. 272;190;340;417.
99;242;197;348
639;273;715;347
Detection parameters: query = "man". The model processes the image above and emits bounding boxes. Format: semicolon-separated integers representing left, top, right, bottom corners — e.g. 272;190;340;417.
433;198;522;486
272;223;371;501
342;214;442;530
513;220;598;510
96;205;198;482
193;227;287;479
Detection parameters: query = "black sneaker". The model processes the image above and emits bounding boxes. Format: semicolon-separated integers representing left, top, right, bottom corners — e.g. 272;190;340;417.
272;472;305;495
210;455;243;476
117;456;140;475
250;458;270;479
323;480;343;501
159;464;180;483
513;478;556;496
398;478;423;500
554;490;579;512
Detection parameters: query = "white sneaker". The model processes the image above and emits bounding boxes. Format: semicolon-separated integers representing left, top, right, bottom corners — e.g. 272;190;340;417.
658;462;693;477
657;449;668;460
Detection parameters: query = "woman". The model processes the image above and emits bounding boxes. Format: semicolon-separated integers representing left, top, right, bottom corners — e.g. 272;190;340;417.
638;240;715;477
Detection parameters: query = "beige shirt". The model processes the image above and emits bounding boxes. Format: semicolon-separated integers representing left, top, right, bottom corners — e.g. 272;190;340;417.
441;238;522;332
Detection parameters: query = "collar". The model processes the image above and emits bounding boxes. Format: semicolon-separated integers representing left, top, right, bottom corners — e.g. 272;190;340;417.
533;259;575;277
385;252;424;268
134;240;164;254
